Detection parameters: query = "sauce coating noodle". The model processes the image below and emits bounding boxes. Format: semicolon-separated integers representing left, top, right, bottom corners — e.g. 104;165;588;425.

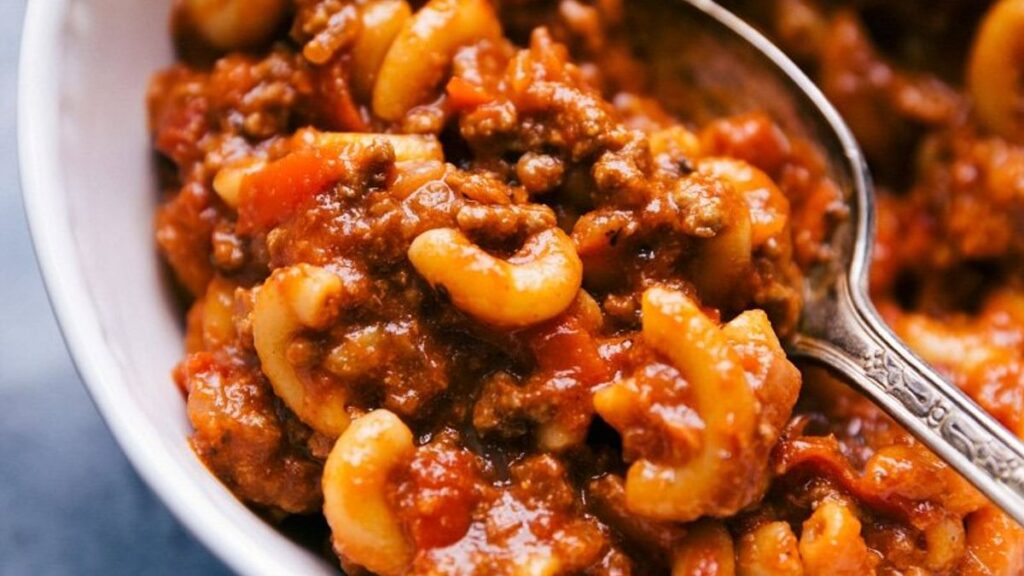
152;0;1024;573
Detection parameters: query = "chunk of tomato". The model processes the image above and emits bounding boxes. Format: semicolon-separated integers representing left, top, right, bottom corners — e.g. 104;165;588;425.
237;150;341;233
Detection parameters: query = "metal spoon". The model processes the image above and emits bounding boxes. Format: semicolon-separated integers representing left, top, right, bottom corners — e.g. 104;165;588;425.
625;0;1024;524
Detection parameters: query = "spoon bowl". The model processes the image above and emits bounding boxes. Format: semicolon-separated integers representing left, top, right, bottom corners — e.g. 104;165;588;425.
632;0;1024;524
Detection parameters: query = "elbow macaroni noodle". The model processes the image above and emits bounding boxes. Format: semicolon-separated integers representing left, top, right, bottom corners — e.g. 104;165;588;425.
323;410;414;576
352;1;414;99
798;500;876;576
671;520;737;576
183;0;288;50
253;264;352;437
737;522;804;576
372;0;503;120
408;227;584;327
593;286;790;520
969;0;1024;142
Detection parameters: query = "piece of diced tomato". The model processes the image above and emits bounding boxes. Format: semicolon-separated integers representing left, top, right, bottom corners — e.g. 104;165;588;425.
237;150;339;233
446;77;496;111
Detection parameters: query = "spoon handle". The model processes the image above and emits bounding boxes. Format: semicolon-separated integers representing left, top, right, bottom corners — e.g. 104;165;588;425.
792;278;1024;526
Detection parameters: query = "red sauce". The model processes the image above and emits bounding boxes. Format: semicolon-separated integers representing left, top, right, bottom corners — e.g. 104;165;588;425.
150;0;1024;573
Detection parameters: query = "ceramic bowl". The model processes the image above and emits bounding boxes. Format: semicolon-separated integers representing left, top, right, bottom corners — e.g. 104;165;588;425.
19;1;335;573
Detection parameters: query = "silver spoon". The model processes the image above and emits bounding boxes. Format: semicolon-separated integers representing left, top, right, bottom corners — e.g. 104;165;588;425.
626;0;1024;524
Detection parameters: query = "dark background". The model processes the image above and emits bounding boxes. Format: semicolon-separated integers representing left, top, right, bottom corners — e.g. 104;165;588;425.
1;2;230;574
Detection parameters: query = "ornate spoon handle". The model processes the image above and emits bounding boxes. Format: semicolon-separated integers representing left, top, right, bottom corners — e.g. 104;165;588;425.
791;277;1024;526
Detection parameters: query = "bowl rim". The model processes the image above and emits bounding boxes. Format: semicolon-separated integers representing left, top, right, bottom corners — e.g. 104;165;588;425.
17;3;329;575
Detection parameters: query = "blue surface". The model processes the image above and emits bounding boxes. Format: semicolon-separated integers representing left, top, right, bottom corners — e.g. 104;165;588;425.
1;3;230;575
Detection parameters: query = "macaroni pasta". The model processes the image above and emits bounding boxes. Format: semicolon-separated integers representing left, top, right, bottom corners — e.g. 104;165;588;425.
149;0;1024;573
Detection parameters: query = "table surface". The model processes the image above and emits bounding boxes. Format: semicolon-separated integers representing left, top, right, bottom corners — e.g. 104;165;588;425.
1;3;231;575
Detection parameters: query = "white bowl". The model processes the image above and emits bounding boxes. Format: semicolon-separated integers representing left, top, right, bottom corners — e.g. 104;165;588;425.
19;2;335;574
